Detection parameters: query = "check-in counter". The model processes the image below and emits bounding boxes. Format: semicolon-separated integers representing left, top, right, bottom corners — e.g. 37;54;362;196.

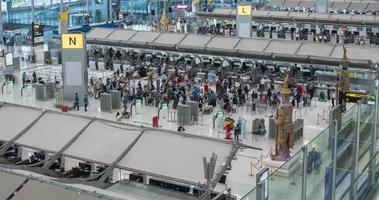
113;61;122;72
98;61;106;71
89;60;97;70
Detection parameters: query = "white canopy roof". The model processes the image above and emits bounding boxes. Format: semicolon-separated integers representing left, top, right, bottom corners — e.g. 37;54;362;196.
16;112;91;152
118;130;233;184
0;103;237;186
0;105;41;142
0;169;117;200
0;171;27;199
64;121;142;164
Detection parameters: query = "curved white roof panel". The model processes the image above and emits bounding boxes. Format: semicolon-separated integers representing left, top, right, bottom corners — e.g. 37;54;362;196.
16;112;90;152
118;130;234;184
64;121;142;164
0;105;41;142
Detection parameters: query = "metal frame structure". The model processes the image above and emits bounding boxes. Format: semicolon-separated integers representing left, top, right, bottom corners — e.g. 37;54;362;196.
0;167;122;200
0;102;241;194
86;28;376;68
195;9;379;26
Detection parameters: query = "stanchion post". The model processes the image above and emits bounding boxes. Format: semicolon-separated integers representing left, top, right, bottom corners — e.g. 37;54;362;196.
249;161;254;176
301;145;308;200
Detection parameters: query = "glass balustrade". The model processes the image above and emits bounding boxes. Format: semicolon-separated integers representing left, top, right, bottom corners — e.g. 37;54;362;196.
242;86;379;200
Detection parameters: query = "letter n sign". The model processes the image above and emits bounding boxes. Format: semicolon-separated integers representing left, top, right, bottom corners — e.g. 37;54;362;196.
62;34;84;49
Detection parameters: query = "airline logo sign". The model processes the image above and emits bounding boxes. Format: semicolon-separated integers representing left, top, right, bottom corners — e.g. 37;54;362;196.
62;34;83;49
237;5;252;16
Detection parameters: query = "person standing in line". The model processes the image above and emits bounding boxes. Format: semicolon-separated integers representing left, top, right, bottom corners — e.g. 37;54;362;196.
74;93;80;111
32;72;37;83
22;72;27;85
331;90;336;107
83;94;89;112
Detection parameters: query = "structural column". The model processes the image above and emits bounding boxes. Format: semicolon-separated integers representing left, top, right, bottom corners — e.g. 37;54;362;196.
109;0;112;22
352;102;361;199
316;0;328;13
301;146;308;200
86;0;90;14
0;0;3;44
31;0;35;23
331;120;339;200
60;0;64;11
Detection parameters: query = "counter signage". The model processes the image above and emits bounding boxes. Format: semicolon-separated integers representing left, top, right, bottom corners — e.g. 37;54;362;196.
237;5;252;16
62;34;84;49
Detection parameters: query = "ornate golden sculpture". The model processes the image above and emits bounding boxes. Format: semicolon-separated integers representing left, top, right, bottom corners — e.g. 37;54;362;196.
272;105;294;161
338;46;350;93
159;2;169;32
280;74;292;104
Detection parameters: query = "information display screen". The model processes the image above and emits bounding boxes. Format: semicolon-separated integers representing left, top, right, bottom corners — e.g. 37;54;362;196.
5;52;13;66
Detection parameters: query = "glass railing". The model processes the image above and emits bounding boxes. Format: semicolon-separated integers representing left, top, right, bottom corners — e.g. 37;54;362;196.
242;86;379;200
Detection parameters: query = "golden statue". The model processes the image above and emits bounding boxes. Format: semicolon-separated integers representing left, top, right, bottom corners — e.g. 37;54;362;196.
272;105;294;161
339;45;350;93
280;74;291;104
341;46;348;67
159;2;169;32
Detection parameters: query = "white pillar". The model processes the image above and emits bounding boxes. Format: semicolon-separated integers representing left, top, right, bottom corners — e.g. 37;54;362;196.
86;0;90;15
0;1;3;40
316;0;328;13
109;0;112;22
60;0;64;12
31;0;35;23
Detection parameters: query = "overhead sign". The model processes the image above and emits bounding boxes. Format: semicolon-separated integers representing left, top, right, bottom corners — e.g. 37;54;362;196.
62;34;84;49
177;4;188;11
344;92;374;103
237;5;252;16
59;12;69;22
32;22;44;46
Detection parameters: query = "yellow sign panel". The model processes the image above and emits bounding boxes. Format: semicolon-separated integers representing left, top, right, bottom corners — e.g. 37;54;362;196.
62;34;83;49
193;0;200;4
59;12;68;22
237;5;252;16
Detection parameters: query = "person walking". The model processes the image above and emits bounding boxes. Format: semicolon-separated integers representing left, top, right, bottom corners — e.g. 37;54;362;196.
331;90;336;107
83;94;89;112
22;72;27;85
74;93;80;111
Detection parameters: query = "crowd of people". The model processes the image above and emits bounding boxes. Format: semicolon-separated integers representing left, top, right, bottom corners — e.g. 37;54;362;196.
85;57;338;121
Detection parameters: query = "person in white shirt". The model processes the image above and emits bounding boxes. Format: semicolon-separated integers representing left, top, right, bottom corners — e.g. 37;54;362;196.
331;90;336;107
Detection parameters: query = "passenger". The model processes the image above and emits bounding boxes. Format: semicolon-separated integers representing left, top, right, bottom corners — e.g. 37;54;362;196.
22;72;27;85
74;93;80;111
331;90;336;107
83;94;89;112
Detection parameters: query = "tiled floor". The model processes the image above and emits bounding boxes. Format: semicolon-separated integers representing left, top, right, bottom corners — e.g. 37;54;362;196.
0;45;337;199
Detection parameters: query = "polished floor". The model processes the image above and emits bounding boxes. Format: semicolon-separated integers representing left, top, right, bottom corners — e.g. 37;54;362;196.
0;45;338;199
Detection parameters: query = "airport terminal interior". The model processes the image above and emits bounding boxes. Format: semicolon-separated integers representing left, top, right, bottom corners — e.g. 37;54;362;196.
0;0;379;200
